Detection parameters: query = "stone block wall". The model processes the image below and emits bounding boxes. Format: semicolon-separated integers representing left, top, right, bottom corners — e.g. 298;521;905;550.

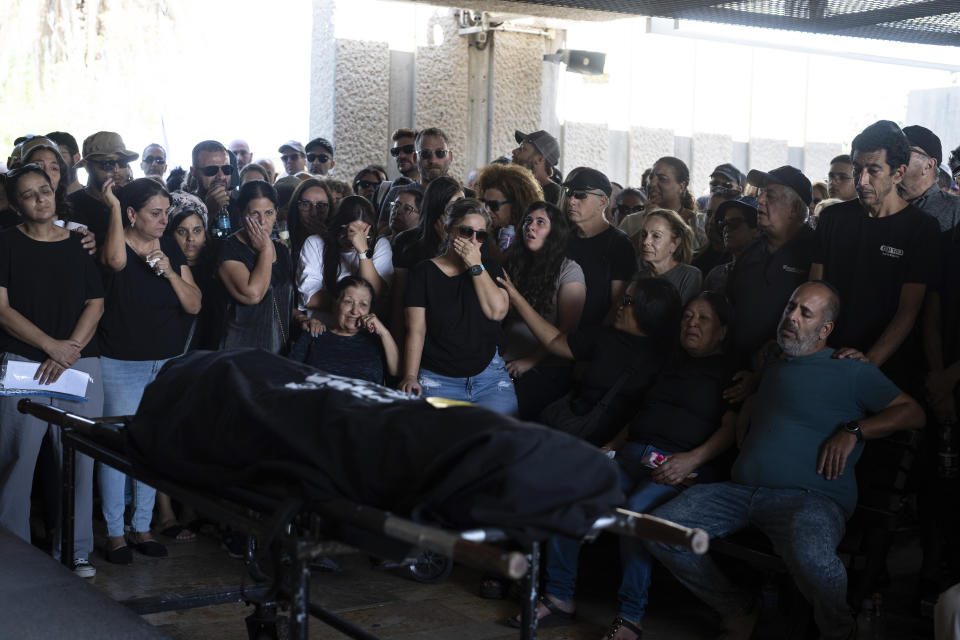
691;133;733;195
333;39;391;182
490;31;545;160
748;138;789;174
561;122;609;176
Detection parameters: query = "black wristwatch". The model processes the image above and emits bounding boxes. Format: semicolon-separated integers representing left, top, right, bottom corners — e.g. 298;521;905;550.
842;421;864;443
468;264;485;276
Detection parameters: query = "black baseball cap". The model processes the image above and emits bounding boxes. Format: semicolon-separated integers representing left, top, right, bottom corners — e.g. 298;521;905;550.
562;167;612;197
746;165;812;206
903;125;942;165
710;163;745;186
715;196;758;228
515;130;560;167
305;137;334;155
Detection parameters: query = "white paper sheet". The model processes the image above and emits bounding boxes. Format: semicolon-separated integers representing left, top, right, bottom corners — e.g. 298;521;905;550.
0;360;91;399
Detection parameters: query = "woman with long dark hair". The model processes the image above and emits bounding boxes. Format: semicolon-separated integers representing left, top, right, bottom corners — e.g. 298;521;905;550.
98;177;201;564
286;178;333;266
389;176;464;336
503;201;585;419
297;195;392;325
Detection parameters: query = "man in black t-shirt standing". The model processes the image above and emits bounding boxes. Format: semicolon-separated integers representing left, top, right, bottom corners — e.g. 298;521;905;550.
811;120;939;387
563;167;636;329
66;132;140;245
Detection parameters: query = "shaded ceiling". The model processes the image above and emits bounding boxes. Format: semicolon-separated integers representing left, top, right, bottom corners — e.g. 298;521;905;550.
491;0;960;46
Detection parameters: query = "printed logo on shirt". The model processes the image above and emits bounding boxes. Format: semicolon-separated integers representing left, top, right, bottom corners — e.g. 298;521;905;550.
880;245;904;259
782;265;806;274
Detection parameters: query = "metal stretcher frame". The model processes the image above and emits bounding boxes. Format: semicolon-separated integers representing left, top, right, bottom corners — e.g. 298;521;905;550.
18;398;709;640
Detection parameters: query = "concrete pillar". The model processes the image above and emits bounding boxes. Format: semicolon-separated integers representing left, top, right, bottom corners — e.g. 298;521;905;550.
310;0;336;143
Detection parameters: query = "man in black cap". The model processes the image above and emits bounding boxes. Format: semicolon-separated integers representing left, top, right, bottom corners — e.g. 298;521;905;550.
67;131;140;245
305;137;335;176
709;163;745;198
703;196;761;294
811;120;939;387
726;165;816;370
278;140;306;176
563;167;636;329
512;130;563;206
900;125;959;232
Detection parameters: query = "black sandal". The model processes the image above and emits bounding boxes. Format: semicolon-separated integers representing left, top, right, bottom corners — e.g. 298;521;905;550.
604;616;642;639
506;596;575;628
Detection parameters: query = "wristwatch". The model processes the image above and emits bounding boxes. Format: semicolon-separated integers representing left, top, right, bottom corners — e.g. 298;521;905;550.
842;421;864;443
468;264;485;276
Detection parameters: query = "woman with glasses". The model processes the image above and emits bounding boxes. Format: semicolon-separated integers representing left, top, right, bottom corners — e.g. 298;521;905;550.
399;198;516;414
287;178;334;268
215;180;307;353
0;164;105;577
502;201;586;419
473;163;543;261
98;177;202;564
634;208;702;305
298;195;393;326
390;177;464;337
353;166;383;203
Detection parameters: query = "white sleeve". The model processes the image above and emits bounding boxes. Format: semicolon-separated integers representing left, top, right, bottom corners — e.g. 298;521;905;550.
297;235;326;310
371;236;395;288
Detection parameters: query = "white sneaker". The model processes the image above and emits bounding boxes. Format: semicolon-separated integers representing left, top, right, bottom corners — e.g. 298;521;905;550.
72;559;96;578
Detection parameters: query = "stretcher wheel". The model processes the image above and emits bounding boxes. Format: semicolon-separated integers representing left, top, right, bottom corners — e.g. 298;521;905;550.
403;549;453;583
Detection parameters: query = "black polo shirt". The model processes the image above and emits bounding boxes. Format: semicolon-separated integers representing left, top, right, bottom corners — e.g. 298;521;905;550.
727;226;815;361
814;199;939;355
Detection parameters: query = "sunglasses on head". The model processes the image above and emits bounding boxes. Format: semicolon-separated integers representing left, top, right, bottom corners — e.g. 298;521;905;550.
201;164;232;177
143;155;165;165
418;148;448;160
481;198;511;213
307;153;329;163
457;225;488;243
390;144;416;157
92;159;130;171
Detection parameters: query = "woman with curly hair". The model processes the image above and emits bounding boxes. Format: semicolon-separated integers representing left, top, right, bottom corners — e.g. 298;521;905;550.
503;201;586;419
474;163;543;261
634;208;702;305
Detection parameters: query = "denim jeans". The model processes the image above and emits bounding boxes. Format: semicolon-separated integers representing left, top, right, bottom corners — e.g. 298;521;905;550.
98;356;169;537
419;350;518;416
645;481;853;639
544;442;682;621
0;355;103;561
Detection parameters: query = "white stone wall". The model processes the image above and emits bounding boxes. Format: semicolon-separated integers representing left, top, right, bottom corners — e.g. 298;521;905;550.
804;142;844;182
691;133;733;196
415;11;470;182
749;138;789;174
333;39;391;182
490;31;545;160
628;126;674;187
561;122;609;176
310;0;336;142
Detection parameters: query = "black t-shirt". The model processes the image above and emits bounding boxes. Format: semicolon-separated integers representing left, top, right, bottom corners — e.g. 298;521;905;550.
567;226;636;329
0;209;20;231
392;228;430;270
814;200;939;352
542;181;563;207
727;227;815;360
628;352;733;452
0;229;103;361
405;259;506;378
287;331;386;384
936;227;960;364
98;236;194;360
692;246;730;279
66;189;111;245
566;327;665;422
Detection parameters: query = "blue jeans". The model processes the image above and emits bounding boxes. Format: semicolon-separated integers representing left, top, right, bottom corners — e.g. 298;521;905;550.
98;357;169;537
419;350;518;416
645;482;853;639
545;443;682;621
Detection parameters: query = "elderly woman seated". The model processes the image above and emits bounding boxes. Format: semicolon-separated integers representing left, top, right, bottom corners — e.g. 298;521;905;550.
287;276;399;385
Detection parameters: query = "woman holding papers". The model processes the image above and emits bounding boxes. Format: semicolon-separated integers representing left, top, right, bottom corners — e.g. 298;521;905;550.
98;177;201;564
0;164;105;578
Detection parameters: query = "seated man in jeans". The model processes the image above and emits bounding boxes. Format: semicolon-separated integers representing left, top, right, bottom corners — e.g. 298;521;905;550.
646;281;924;640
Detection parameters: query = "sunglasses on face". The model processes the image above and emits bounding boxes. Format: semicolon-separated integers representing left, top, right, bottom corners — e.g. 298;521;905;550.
356;180;379;190
712;187;742;199
143;155;165;165
280;153;303;163
92;159;130;171
567;189;602;200
418;148;448;160
719;218;746;231
390;144;416;157
201;164;232;177
457;225;488;243
307;153;329;163
298;200;330;213
615;204;644;215
482;198;511;213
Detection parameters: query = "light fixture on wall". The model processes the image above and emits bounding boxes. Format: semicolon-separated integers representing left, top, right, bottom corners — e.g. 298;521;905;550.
456;10;553;50
543;49;606;75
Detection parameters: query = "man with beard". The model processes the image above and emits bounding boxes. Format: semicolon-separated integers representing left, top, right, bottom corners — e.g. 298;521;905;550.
188;140;236;235
512;129;562;205
67;131;139;244
390;128;419;182
811;120;940;388
414;127;453;186
647;281;923;640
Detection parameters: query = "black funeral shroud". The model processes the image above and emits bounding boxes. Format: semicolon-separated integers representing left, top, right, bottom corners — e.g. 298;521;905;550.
126;349;624;543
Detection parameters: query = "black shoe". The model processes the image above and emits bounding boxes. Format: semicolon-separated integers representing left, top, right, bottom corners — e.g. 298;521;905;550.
105;545;133;564
132;539;168;557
